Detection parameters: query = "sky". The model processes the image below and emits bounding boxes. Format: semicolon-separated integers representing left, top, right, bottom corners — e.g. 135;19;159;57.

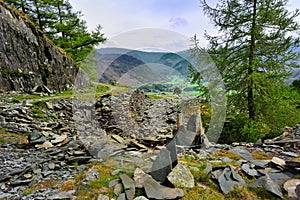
69;0;300;51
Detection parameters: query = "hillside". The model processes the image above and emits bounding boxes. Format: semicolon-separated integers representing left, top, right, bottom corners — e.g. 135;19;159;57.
96;48;191;81
96;47;300;88
0;1;89;93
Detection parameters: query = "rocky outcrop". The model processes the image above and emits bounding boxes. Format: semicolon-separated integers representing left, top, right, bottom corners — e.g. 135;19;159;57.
0;1;89;93
1;93;300;199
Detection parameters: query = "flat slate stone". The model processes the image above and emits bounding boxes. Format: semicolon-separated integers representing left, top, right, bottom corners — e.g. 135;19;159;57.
175;126;197;146
218;166;246;194
117;193;126;200
142;174;184;199
283;179;300;200
150;147;172;183
250;175;283;198
108;179;120;188
120;174;135;200
230;147;253;161
268;172;292;186
133;196;148;200
166;139;178;167
241;163;259;177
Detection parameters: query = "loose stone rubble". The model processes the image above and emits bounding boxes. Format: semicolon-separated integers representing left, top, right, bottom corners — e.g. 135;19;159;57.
0;89;300;199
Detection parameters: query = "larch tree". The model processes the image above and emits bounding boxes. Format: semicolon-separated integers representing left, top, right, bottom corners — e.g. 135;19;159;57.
190;0;300;141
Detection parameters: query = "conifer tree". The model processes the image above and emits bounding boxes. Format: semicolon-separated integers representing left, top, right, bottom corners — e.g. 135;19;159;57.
193;0;299;120
5;0;106;62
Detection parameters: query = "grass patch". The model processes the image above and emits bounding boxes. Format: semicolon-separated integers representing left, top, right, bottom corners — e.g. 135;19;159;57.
3;90;75;104
71;162;122;199
292;156;300;162
96;84;110;93
182;186;224;200
0;128;28;145
226;186;284;200
251;151;272;160
213;150;241;161
0;137;5;144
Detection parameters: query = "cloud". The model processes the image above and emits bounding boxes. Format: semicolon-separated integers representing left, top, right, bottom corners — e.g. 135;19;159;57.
169;17;188;28
102;28;190;52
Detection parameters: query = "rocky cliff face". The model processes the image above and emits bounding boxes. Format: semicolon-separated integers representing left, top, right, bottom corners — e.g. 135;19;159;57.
0;1;88;93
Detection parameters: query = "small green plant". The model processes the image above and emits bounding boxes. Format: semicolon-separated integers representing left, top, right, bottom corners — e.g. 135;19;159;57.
49;113;57;119
74;161;78;170
23;188;33;196
96;84;109;93
184;154;195;162
0;137;5;144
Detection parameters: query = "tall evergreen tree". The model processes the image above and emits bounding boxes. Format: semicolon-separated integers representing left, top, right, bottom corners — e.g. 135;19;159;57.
5;0;106;62
192;0;299;120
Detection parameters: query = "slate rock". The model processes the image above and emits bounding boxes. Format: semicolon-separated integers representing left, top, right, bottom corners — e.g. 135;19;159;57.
150;147;172;183
218;166;246;194
187;112;201;134
201;133;212;149
109;179;120;188
250;159;269;168
175;126;197;146
47;191;75;200
97;194;110;200
133;196;148;200
0;116;5;124
296;184;300;199
230;147;253;161
29;130;43;142
283;179;300;200
85;168;100;182
167;163;194;188
204;162;212;175
281;151;299;158
114;183;124;196
134;168;146;188
51;134;67;144
166;139;178;167
241;163;259;177
268;172;292;186
250;175;283;198
48;163;56;170
117;193;126;200
142;174;184;199
271;157;286;168
120;174;135;200
35;141;53;149
111;169;122;176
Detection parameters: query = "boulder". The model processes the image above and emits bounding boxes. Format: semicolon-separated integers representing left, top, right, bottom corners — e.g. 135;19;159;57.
167;163;194;188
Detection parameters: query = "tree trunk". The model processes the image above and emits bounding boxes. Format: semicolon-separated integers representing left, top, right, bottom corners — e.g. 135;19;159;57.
248;0;257;120
33;0;43;31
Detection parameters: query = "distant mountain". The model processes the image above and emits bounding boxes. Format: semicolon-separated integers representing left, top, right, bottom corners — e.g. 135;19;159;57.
95;48;192;87
95;47;300;88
